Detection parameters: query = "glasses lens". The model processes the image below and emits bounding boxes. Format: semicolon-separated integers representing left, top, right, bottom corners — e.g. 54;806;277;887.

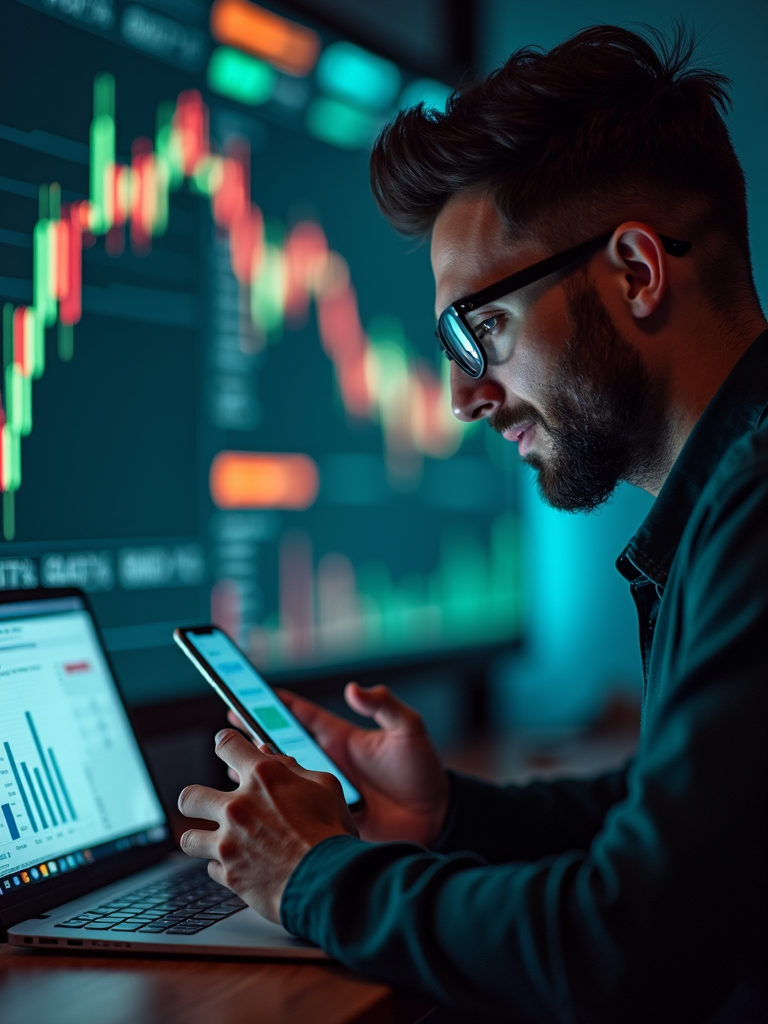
438;310;484;378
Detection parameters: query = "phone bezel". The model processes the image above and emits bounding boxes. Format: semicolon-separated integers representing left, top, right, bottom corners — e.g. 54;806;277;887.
173;625;365;813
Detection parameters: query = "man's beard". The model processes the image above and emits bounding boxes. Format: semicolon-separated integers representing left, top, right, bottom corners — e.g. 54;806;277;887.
491;277;668;513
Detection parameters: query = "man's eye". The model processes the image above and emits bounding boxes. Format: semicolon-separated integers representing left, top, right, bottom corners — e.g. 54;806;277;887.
475;316;499;339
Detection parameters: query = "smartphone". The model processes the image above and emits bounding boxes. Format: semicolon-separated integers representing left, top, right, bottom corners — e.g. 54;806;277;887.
173;625;364;812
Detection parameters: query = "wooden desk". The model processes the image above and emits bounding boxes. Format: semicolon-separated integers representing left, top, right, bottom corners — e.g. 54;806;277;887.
0;943;433;1024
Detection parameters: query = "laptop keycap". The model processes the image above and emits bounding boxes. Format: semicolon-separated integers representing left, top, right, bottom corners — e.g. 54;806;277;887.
56;863;246;935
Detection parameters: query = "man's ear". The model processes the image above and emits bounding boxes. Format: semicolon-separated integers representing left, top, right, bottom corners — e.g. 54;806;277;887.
607;222;668;319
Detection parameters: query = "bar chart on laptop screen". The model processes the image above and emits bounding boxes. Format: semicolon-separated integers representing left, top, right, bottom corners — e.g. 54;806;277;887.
1;710;78;845
0;608;164;872
0;0;523;703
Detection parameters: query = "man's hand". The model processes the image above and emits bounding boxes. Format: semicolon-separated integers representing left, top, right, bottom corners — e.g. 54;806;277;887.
177;729;357;923
254;683;450;847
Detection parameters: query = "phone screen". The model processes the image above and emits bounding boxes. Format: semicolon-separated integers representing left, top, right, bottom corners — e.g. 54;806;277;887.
182;628;362;808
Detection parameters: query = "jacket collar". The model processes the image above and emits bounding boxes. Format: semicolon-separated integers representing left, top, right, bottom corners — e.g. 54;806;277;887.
617;329;768;588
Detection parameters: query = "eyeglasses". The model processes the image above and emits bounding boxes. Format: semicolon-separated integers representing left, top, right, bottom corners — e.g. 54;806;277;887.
435;232;692;379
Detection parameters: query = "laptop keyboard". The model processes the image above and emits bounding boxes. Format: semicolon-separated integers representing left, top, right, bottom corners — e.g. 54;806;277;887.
55;863;247;935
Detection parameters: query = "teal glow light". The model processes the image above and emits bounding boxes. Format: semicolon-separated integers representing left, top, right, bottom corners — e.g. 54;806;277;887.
207;47;276;107
316;41;401;112
399;78;452;113
305;96;377;150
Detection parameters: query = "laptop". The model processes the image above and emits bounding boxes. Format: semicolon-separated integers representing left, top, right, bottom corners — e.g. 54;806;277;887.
0;587;326;958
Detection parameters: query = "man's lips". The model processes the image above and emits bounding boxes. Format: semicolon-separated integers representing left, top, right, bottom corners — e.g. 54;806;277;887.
502;421;536;456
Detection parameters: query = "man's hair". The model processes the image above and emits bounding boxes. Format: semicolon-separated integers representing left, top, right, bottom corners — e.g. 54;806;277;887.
370;25;755;306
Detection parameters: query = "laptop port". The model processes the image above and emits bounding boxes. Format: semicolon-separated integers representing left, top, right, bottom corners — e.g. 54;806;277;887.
24;938;33;944
39;937;58;945
67;940;83;946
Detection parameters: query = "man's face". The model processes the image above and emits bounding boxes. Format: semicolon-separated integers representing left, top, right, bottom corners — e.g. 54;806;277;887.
431;192;665;512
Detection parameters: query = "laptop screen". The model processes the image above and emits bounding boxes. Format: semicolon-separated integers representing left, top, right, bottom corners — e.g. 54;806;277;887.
0;596;167;898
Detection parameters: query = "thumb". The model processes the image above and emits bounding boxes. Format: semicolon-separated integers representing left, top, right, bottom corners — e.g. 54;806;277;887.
344;683;424;735
266;751;319;784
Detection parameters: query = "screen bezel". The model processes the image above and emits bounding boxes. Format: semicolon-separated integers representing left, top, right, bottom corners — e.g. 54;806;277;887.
0;587;174;936
174;625;365;813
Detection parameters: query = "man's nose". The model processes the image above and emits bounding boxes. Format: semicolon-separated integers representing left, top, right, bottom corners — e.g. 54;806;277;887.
450;362;504;422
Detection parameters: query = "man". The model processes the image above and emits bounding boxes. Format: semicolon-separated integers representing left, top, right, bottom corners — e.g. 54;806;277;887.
178;26;767;1023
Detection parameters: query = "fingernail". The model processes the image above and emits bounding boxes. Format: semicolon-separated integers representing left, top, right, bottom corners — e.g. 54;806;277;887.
215;729;229;743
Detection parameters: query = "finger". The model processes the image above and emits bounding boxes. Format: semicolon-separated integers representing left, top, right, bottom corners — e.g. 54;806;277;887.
206;859;227;888
214;727;269;776
277;690;359;782
253;748;314;780
344;683;424;735
178;783;228;821
180;828;219;860
227;709;264;746
267;752;299;768
277;688;353;746
311;769;346;796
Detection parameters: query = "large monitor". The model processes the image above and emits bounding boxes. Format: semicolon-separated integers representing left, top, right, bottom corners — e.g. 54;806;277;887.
0;0;522;703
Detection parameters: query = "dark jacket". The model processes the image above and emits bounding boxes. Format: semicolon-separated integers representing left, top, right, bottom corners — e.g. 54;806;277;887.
281;331;768;1023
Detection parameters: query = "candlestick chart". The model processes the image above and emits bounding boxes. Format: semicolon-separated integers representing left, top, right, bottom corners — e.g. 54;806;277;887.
0;0;522;694
1;76;463;533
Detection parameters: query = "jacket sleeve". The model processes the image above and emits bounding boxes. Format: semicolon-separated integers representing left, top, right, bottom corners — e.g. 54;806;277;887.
280;453;768;1024
433;766;629;863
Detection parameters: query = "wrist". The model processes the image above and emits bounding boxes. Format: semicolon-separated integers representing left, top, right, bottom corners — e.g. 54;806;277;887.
268;827;351;922
279;833;360;930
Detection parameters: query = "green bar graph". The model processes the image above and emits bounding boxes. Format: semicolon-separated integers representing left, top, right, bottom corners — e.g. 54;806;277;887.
249;512;523;670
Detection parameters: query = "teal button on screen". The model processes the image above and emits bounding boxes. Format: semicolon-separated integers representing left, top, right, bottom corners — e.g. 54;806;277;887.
254;706;290;731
